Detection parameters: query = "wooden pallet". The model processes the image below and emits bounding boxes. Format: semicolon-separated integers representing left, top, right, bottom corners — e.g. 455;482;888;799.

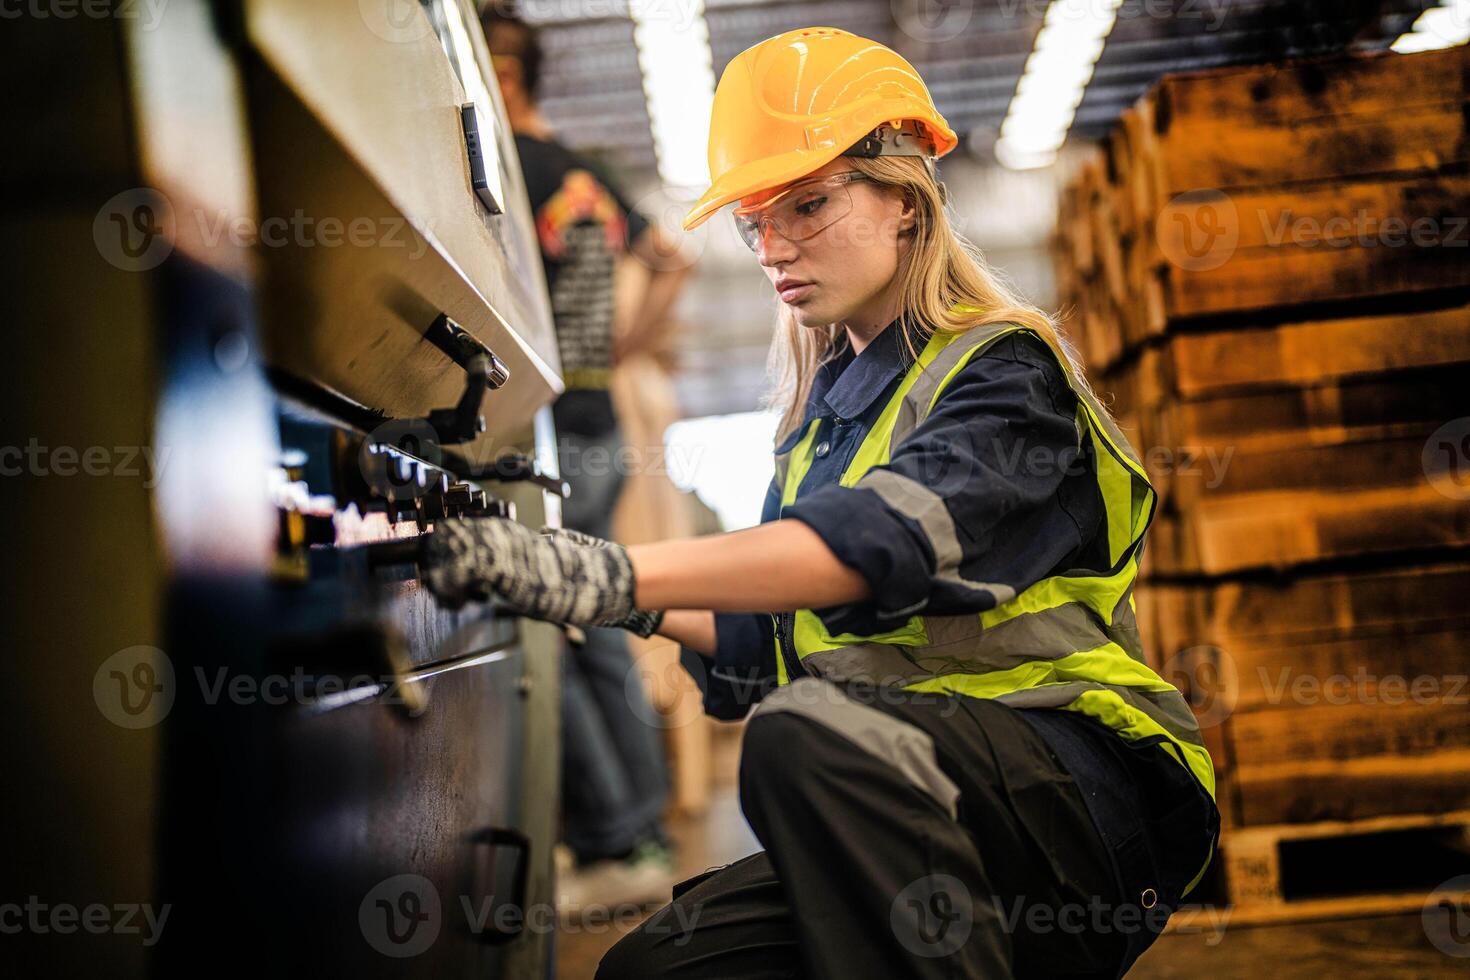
1220;810;1470;926
1055;46;1470;374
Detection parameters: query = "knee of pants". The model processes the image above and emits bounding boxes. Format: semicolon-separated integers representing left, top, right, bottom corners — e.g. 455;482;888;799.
594;915;666;980
738;708;823;802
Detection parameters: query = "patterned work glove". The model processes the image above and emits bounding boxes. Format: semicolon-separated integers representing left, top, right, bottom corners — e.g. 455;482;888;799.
422;518;663;637
536;526;666;638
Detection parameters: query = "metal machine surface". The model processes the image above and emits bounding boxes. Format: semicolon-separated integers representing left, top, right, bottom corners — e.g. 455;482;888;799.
3;2;563;975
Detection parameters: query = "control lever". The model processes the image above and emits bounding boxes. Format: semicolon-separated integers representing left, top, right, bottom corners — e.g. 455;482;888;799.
468;452;570;498
418;314;510;445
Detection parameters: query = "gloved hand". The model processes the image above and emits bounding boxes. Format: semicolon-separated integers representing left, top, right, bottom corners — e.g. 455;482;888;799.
421;518;664;638
536;526;666;638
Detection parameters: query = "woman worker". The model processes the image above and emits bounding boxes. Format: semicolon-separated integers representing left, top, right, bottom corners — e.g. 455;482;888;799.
421;26;1220;979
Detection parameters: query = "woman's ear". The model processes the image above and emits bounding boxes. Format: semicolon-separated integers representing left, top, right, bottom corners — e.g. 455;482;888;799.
897;190;918;235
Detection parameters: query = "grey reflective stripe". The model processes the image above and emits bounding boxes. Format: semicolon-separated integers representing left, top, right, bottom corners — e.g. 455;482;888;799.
750;677;961;819
1107;596;1146;663
995;681;1206;749
917;601;1109;669
890;321;1020;453
774;452;792;495
801;602;1111;684
854;468;1017;604
801;643;928;686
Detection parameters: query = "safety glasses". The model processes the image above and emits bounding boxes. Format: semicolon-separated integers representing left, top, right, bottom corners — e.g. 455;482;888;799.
731;171;871;251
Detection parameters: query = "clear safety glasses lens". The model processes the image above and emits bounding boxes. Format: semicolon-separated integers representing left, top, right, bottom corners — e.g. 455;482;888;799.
732;174;863;251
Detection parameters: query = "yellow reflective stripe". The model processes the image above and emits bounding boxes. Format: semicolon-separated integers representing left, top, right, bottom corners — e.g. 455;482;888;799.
1089;419;1135;568
902;643;1180;697
794;608;928;653
901;651;1217;801
923;331;995;417
1076;395;1150;486
1063;690;1216;797
842;329;956;480
977;560;1137;630
773;617;790;686
779;419;821;509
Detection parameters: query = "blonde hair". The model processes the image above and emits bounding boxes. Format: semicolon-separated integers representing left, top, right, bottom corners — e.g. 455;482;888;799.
765;155;1096;444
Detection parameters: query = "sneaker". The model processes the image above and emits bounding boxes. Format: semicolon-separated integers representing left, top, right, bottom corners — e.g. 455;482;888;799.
556;838;676;925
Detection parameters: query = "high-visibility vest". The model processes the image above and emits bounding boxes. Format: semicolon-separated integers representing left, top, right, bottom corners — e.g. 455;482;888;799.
770;316;1216;883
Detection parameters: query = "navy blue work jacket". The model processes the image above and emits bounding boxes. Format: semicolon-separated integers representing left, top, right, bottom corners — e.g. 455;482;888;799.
680;315;1110;721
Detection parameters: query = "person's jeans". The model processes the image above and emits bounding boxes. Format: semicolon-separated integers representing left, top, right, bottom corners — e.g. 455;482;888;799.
556;421;670;863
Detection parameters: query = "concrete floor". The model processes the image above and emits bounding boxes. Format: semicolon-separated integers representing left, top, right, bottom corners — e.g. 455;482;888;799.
556;738;1465;979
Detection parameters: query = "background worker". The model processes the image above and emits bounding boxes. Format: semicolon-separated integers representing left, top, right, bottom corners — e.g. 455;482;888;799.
428;26;1220;978
479;7;693;908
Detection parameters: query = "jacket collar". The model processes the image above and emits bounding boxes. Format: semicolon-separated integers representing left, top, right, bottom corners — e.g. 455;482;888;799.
809;314;922;422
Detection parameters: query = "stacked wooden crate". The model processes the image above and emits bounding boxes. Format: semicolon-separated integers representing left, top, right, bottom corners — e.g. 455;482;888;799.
1055;44;1470;918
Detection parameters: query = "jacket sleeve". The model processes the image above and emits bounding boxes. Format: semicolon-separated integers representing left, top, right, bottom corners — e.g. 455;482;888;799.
782;333;1105;637
678;473;783;719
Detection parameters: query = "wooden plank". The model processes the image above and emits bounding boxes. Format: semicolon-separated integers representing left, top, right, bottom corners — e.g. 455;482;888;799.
1148;484;1470;576
1231;699;1470;769
1227;626;1467;715
1151;46;1470;132
1148;562;1470;650
1156;227;1470;322
1152;171;1470;264
1165;431;1443;511
1151;100;1469;210
1149;363;1469;453
1232;753;1470;827
1143;300;1470;401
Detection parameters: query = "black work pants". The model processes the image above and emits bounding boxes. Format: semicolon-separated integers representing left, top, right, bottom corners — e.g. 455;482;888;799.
597;677;1216;979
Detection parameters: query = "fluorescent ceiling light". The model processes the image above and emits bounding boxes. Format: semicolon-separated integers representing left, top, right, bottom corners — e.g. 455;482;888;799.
1391;0;1470;52
630;0;715;189
997;0;1124;170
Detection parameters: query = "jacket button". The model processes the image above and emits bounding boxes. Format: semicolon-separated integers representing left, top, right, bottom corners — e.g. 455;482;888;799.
814;440;831;458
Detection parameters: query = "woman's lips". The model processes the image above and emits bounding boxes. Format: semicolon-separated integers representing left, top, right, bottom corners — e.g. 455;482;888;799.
779;282;814;303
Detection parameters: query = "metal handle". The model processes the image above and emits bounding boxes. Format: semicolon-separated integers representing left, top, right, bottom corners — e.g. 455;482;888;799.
469;828;531;945
365;536;427;570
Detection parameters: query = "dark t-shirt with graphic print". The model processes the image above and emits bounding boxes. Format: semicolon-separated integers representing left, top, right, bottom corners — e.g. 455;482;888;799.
515;134;649;436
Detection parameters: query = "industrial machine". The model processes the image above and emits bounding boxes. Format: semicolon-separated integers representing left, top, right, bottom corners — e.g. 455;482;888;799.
3;1;565;975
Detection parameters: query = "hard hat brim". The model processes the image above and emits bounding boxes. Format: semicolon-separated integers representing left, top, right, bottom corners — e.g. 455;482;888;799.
682;146;848;232
682;124;959;232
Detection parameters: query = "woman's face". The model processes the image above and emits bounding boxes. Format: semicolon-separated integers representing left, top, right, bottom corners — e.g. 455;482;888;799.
740;159;915;330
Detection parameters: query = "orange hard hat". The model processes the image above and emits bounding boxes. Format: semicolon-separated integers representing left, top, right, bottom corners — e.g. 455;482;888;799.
682;27;959;232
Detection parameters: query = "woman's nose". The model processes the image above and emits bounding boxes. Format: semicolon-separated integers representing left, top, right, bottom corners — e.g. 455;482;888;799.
755;221;797;266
